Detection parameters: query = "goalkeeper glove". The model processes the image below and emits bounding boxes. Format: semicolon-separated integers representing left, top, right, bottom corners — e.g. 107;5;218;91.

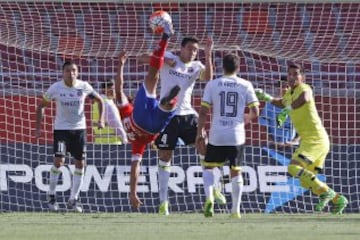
276;106;292;128
255;88;273;102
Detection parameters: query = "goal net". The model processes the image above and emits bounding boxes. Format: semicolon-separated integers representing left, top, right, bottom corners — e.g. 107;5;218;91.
0;0;359;214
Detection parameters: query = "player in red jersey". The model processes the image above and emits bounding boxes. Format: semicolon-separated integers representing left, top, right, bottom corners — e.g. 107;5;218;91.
115;23;180;209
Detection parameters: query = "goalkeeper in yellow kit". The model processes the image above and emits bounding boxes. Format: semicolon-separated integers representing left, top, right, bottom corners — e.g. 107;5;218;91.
256;63;348;214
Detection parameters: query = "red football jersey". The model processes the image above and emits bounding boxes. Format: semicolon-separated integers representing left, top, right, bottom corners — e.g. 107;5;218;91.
118;104;157;156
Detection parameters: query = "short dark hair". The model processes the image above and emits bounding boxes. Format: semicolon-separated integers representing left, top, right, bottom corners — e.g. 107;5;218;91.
101;79;115;89
288;63;305;75
181;36;199;47
62;61;76;70
223;54;240;73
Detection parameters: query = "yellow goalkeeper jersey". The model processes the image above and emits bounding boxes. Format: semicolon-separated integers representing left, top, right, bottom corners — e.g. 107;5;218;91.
282;83;328;142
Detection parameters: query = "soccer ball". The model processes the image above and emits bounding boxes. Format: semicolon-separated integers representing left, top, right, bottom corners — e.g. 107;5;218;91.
149;10;172;34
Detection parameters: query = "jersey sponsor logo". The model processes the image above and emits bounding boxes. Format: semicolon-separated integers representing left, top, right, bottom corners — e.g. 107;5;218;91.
168;69;191;80
60;100;81;107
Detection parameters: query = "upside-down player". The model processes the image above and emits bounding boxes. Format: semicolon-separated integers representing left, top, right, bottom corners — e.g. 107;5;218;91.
115;22;180;209
256;63;348;214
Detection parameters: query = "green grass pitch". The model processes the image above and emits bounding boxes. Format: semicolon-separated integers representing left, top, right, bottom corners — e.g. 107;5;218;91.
0;213;359;240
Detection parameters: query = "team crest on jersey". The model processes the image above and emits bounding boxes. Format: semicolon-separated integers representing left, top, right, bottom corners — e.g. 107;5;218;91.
187;67;194;73
77;90;83;97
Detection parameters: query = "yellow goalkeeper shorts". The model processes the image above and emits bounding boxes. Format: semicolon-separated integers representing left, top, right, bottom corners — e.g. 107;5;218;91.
292;140;330;173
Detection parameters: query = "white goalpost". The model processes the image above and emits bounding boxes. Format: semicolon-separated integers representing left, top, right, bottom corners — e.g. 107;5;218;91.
0;0;359;213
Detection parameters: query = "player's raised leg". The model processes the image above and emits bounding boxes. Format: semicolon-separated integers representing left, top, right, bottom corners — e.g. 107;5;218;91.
147;17;179;216
144;18;179;116
144;20;174;97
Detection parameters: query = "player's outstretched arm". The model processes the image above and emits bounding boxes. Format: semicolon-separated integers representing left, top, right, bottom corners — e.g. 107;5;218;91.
245;104;260;125
200;36;214;81
115;51;128;105
291;90;311;109
275;90;311;127
106;116;128;144
195;104;209;156
255;88;273;102
92;92;105;129
35;98;50;138
130;160;143;209
276;107;291;128
255;88;285;108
